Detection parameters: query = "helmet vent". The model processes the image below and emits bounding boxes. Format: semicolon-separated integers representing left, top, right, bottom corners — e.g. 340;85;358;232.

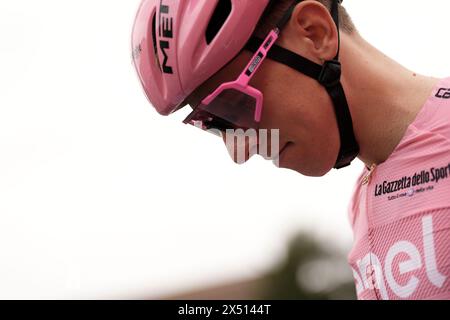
205;0;232;45
151;11;162;71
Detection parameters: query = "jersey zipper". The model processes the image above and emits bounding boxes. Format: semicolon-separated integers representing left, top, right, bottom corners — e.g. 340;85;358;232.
361;163;381;299
362;163;377;186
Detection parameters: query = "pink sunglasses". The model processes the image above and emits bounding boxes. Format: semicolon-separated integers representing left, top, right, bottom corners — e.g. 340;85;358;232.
183;29;280;136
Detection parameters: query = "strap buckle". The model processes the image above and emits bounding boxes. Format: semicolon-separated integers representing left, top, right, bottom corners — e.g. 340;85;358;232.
318;60;342;88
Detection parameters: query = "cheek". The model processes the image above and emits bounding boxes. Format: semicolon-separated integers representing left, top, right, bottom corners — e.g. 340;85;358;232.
257;83;305;136
278;99;341;176
253;64;319;134
251;64;341;176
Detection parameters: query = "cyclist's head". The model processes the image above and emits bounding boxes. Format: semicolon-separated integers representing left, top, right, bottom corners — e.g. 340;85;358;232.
132;0;359;177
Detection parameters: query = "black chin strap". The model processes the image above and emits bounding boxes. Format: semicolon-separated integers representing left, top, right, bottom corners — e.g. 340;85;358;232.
246;0;359;169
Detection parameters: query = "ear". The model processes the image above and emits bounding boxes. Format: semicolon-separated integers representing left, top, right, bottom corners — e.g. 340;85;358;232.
284;1;339;62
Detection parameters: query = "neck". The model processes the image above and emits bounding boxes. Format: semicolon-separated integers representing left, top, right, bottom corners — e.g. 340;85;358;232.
339;32;440;169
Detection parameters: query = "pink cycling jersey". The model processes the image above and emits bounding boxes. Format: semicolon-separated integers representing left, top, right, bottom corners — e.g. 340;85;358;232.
348;77;450;300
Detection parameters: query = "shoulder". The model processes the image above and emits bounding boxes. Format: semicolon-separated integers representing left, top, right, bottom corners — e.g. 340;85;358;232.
412;77;450;141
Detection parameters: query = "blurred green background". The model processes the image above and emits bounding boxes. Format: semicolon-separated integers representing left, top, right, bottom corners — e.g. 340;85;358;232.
164;232;356;300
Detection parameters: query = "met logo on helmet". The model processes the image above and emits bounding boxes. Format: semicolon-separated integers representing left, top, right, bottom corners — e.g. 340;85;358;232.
158;1;173;74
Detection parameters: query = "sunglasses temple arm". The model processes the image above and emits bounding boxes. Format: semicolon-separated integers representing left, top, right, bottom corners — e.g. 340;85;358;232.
237;28;280;86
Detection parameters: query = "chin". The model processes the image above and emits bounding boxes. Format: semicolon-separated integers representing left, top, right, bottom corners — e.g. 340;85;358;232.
276;144;336;177
279;159;333;177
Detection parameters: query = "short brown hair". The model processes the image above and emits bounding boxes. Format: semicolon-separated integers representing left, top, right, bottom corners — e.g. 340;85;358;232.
254;0;356;37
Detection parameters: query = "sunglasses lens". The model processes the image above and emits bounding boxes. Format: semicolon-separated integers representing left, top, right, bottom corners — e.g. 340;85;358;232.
183;89;259;135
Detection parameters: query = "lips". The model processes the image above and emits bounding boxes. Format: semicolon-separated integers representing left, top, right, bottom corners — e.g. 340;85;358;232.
279;142;292;156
